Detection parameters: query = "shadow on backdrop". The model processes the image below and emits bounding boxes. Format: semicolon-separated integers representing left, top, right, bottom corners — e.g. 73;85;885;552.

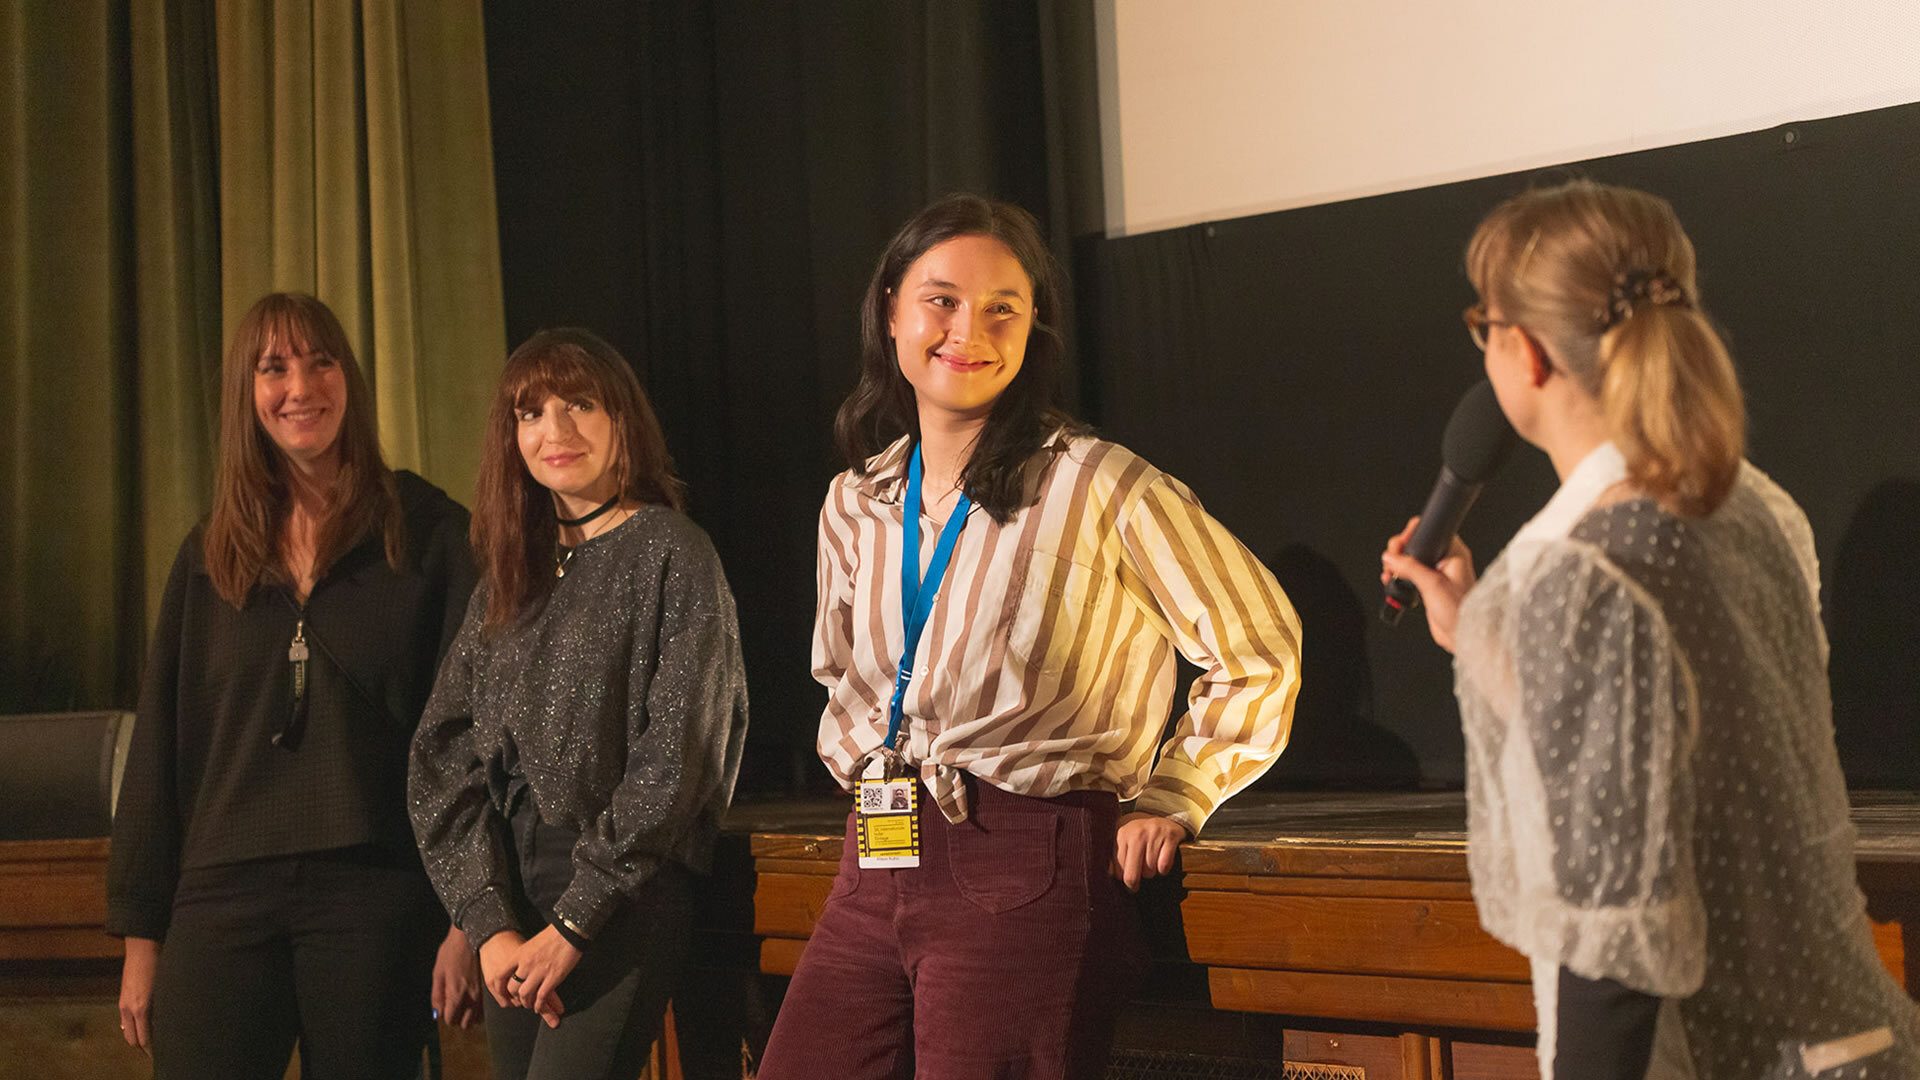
1251;544;1421;790
1829;478;1920;789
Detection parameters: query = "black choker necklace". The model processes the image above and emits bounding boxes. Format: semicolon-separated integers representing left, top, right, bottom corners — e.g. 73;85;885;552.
556;495;620;527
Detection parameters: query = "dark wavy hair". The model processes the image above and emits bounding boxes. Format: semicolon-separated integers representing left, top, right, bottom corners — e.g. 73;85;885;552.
835;194;1084;521
473;328;685;632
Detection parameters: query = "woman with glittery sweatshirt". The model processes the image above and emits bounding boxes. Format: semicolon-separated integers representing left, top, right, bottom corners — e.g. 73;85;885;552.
409;328;750;1080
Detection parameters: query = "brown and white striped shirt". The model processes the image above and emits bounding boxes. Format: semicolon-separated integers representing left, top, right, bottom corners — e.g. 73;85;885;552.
812;433;1303;833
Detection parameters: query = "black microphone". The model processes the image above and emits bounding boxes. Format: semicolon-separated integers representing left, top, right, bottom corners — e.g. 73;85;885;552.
1380;380;1518;626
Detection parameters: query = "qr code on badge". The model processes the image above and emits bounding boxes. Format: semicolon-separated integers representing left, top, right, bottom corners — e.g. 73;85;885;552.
860;783;885;812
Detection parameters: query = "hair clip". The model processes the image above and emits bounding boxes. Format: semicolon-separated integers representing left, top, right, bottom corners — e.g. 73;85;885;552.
1597;268;1690;331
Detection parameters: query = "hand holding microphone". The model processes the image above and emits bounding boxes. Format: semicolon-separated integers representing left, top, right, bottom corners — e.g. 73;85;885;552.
1379;380;1517;650
1381;520;1476;652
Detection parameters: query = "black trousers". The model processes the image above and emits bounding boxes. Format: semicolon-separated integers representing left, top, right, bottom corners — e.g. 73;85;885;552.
483;811;693;1080
150;846;443;1080
1555;968;1660;1080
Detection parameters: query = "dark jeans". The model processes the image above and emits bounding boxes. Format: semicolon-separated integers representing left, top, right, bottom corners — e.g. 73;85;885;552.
1555;968;1660;1080
484;810;693;1080
758;776;1150;1080
150;846;442;1080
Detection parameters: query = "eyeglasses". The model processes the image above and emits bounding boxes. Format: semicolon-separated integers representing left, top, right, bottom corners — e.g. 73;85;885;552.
1461;304;1517;351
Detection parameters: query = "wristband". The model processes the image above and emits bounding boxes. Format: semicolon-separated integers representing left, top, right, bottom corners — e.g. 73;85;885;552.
551;915;590;952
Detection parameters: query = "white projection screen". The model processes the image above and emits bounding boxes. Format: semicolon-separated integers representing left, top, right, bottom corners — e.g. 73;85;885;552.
1096;0;1920;236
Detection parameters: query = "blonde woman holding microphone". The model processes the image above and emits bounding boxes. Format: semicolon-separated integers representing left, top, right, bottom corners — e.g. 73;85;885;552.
1383;181;1920;1079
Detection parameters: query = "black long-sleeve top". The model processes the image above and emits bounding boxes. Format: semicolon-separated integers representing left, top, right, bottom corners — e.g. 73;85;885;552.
407;506;749;949
106;472;474;940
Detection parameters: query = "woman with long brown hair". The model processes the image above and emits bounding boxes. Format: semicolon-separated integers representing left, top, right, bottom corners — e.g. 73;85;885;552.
409;328;749;1080
1382;180;1920;1079
107;292;482;1077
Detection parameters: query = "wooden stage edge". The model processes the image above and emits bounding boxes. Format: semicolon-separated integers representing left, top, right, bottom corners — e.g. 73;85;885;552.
5;791;1918;1079
699;790;1920;1077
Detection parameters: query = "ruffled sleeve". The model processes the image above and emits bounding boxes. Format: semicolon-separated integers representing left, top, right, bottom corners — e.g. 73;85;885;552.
1506;545;1706;998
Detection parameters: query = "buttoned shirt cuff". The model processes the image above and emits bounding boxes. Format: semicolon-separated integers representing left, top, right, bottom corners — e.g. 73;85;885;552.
1132;784;1212;838
453;887;517;952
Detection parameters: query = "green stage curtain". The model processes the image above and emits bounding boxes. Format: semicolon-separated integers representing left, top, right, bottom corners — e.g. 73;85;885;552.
1;0;503;713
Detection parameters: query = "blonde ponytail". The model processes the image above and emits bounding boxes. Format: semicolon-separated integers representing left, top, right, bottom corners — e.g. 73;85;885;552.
1599;304;1744;516
1467;181;1748;516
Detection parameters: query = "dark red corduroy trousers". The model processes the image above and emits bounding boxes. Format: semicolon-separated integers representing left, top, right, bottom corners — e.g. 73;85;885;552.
758;776;1149;1080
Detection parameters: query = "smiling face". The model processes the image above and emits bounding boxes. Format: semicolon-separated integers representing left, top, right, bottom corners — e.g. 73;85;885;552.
252;330;348;468
887;234;1034;424
515;393;621;510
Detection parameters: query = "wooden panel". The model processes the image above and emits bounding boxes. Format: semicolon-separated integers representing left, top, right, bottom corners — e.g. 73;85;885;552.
754;857;839;877
1209;967;1537;1032
1281;1030;1406;1076
0;873;108;928
1181;891;1530;982
0;970;120;1000
1449;1040;1538;1080
0;928;119;962
724;799;847;839
1182;872;1477;901
1871;918;1906;987
1181;842;1472;882
0;837;113;966
0;838;110;864
752;873;834;939
760;937;807;976
1399;1034;1447;1080
1856;861;1920;894
750;834;843;861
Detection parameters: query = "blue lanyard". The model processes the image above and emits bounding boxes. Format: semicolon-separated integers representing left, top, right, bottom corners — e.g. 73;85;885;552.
885;445;972;752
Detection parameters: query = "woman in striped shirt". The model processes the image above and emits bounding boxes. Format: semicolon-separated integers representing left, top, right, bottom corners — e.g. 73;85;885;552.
757;195;1304;1080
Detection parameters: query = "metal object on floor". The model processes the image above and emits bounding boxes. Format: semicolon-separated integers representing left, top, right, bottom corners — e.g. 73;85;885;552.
1107;1049;1366;1079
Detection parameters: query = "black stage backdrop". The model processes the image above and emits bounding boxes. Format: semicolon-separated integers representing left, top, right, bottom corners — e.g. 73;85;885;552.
1082;101;1920;789
483;1;1105;795
486;5;1918;792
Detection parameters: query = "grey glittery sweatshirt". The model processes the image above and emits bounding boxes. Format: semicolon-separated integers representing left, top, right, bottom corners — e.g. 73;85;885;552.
408;505;749;947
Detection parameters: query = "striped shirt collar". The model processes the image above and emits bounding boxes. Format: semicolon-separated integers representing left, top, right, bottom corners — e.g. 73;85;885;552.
851;429;1078;505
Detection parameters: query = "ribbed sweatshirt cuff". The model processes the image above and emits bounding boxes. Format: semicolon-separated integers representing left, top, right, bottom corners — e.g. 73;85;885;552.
552;867;619;940
553;853;660;939
453;886;517;951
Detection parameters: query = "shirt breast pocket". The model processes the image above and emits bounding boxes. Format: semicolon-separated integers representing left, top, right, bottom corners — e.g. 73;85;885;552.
1006;550;1111;677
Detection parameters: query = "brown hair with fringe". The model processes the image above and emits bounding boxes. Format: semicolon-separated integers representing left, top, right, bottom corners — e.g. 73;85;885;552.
472;328;685;632
203;293;402;609
1466;180;1745;516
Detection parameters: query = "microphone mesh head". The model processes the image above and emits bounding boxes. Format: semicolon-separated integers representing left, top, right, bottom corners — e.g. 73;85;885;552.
1442;380;1519;483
